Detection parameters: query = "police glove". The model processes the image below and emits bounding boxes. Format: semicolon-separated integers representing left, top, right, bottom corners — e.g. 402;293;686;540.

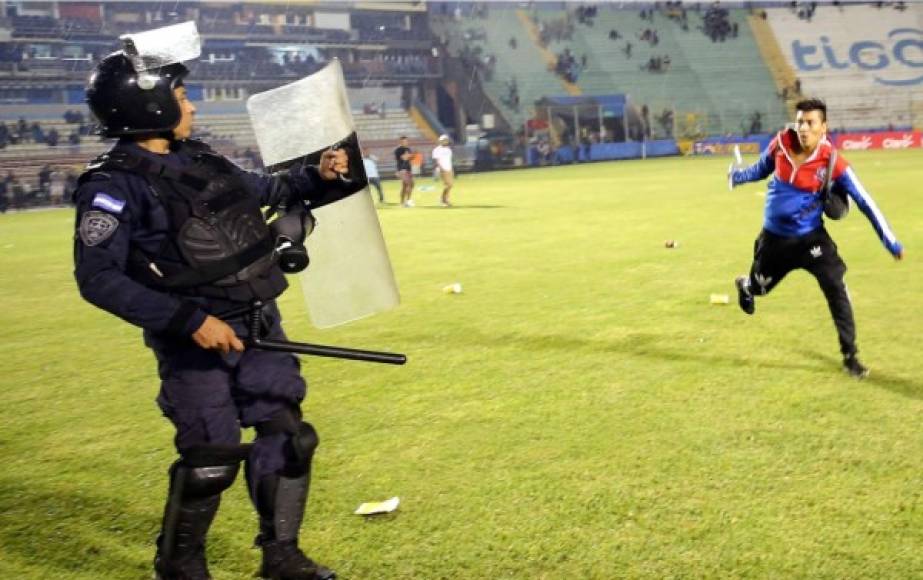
318;148;349;180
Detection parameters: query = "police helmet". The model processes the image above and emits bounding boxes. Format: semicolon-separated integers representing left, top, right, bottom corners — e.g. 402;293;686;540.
86;52;189;138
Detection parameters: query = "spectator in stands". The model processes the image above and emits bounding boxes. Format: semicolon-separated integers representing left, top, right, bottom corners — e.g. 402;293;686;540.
701;3;732;42
38;164;51;199
748;111;763;135
394;135;415;207
729;98;904;379
46;128;59;147
68;130;82;146
505;77;520;110
16;118;28;142
362;149;383;203
64;170;78;203
31;122;45;144
11;174;25;209
63;109;85;124
555;49;580;83
658;109;675;138
624;42;633;59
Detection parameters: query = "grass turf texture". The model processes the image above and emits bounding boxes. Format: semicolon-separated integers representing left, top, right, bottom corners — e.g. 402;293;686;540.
0;149;920;579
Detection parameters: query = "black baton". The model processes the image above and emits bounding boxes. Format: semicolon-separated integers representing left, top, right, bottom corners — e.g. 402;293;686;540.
246;302;406;365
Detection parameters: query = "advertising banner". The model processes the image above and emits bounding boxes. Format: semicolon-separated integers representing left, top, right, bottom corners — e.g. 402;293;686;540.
832;131;922;151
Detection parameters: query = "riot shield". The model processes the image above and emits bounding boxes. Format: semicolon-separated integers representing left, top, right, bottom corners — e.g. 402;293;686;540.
247;60;400;329
119;21;201;71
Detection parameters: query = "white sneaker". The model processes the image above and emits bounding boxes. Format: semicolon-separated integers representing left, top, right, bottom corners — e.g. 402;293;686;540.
403;200;415;207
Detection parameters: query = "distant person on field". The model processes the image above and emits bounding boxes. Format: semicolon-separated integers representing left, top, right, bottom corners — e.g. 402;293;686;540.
362;149;383;203
0;175;8;213
431;134;455;207
728;98;903;378
49;167;66;205
394;135;415;207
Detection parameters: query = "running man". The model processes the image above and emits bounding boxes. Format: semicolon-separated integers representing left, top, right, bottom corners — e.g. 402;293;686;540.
729;98;904;378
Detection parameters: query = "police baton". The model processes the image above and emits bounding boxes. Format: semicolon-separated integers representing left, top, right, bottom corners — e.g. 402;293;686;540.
245;302;407;365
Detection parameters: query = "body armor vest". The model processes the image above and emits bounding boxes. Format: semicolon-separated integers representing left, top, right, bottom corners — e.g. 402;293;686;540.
79;140;287;302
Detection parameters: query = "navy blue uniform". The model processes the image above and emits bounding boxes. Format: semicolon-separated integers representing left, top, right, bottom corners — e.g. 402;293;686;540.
73;139;342;494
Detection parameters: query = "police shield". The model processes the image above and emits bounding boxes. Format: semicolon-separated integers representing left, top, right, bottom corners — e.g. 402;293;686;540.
247;60;400;328
119;21;201;71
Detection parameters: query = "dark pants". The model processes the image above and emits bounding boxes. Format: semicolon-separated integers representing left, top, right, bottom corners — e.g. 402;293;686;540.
747;227;857;356
145;301;307;495
369;177;383;202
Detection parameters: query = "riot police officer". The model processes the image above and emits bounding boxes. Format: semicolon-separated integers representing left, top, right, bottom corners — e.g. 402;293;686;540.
74;51;356;579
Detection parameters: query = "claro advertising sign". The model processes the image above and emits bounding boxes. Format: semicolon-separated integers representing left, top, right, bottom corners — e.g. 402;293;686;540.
832;131;922;150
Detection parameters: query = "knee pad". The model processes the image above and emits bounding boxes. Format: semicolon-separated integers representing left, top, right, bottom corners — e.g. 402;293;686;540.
291;422;319;467
255;407;319;474
172;463;239;498
172;444;249;498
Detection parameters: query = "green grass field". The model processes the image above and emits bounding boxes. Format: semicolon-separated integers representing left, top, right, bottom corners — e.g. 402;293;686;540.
1;150;921;579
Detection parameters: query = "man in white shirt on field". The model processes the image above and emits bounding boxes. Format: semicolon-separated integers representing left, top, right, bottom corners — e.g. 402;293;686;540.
431;134;455;207
362;149;383;203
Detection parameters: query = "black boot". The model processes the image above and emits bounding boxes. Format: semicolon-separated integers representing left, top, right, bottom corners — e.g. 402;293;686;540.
255;473;336;580
154;461;240;580
153;494;217;580
259;536;336;580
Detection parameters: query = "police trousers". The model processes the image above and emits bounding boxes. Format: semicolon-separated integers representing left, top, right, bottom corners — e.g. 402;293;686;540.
145;300;307;493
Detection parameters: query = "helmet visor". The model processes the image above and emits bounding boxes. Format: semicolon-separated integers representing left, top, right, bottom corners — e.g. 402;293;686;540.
120;20;201;72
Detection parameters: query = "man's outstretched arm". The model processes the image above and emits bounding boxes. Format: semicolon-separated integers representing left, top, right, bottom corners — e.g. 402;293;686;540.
833;168;904;259
729;143;776;188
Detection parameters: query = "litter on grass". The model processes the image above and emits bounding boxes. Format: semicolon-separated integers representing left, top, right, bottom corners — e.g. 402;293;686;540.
354;496;400;516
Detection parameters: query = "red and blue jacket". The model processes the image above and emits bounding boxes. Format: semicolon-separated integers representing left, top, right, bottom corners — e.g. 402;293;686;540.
730;129;902;256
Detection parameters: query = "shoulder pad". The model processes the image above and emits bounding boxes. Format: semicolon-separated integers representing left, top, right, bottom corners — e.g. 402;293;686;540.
79;150;142;186
77;166;113;188
85;172;111;182
178;138;215;155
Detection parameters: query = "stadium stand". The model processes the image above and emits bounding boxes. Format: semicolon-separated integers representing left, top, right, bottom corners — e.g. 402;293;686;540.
1;1;921;210
430;4;572;130
434;3;786;138
0;101;429;207
764;2;923;130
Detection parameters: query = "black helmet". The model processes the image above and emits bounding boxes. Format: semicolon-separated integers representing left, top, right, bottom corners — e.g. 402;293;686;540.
86;51;189;138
